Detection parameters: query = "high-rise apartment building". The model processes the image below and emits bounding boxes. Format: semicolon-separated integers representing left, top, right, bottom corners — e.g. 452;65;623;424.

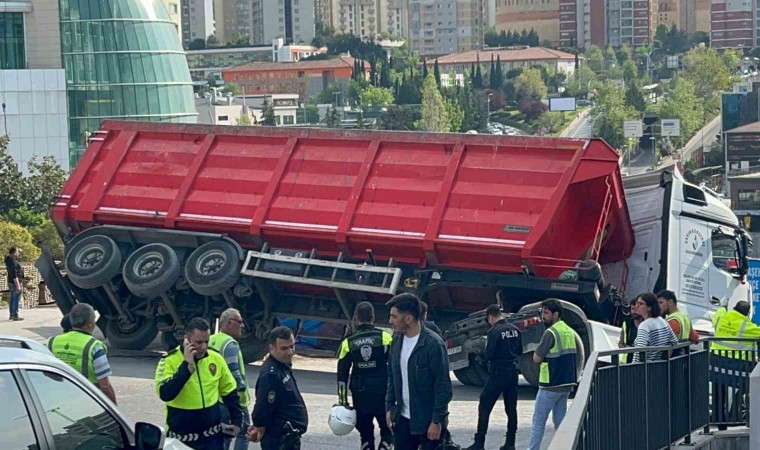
711;0;755;49
162;0;183;41
254;0;316;45
181;0;215;45
497;0;562;46
408;0;493;56
654;0;710;35
558;0;652;48
329;0;406;39
214;0;254;44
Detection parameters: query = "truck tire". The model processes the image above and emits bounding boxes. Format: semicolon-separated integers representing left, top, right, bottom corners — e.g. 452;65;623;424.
64;235;122;289
185;240;242;296
518;352;541;387
161;331;180;351
123;243;181;298
519;329;586;387
105;317;158;350
239;332;269;363
453;360;489;386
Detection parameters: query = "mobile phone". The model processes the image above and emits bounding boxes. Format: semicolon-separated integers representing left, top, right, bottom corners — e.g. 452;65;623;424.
183;338;190;347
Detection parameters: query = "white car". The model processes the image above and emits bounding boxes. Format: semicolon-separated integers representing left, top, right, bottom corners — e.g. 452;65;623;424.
0;335;192;450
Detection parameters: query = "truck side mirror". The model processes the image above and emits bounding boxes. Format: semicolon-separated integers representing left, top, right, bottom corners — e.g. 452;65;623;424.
135;422;163;450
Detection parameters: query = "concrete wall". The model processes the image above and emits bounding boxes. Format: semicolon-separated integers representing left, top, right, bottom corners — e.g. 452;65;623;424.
25;0;62;69
0;70;69;171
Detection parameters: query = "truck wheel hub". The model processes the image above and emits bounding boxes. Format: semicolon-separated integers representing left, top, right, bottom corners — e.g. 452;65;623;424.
134;252;163;277
197;250;225;276
77;244;105;269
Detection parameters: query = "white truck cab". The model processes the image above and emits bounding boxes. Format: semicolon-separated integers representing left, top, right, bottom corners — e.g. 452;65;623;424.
605;167;752;332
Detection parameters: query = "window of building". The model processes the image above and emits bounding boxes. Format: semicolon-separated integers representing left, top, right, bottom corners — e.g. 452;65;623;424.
738;189;760;210
0;12;26;69
283;115;295;124
218;115;229;121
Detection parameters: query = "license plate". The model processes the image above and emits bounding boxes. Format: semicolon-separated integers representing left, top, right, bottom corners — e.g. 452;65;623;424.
447;345;462;356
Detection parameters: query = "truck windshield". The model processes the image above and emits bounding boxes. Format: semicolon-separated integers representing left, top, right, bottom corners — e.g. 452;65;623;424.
711;230;742;275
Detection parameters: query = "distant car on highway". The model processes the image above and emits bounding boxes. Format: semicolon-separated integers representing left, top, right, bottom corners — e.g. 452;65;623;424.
577;99;593;107
0;335;191;450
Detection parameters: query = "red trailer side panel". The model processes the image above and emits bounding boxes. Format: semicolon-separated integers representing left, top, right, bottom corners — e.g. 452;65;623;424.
53;121;634;277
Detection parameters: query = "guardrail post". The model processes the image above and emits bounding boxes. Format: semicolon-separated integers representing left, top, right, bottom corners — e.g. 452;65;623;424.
751;361;760;448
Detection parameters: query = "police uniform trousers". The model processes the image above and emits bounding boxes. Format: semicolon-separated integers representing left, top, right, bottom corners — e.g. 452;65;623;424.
475;366;519;446
260;431;302;450
354;391;393;446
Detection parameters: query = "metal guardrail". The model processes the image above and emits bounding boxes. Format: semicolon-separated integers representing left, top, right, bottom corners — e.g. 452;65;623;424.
549;337;759;450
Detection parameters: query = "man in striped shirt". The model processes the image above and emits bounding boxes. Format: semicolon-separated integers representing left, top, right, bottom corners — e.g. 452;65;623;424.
631;293;678;363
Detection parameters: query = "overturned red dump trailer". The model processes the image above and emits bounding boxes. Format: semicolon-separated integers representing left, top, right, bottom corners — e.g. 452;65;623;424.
41;121;634;360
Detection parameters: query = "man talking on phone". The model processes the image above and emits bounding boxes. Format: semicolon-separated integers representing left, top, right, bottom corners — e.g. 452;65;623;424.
155;317;245;450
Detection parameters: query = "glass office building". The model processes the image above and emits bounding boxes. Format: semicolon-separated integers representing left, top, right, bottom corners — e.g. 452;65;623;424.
60;0;197;166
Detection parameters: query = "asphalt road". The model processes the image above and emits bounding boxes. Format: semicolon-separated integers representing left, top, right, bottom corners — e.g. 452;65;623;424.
1;306;559;450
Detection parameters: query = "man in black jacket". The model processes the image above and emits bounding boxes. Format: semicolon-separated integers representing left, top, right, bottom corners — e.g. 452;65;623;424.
464;305;522;450
385;294;453;450
247;326;308;450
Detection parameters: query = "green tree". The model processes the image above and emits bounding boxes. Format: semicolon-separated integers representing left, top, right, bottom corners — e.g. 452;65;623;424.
419;74;450;132
658;76;704;147
585;45;605;73
625;82;646;113
459;88;488;132
564;63;597;98
222;83;242;96
0;220;40;261
445;98;464;132
591;82;639;149
261;98;277;126
622;59;638;85
2;206;45;229
206;34;220;47
434;59;441;87
380;105;420;130
31;219;64;260
682;46;733;112
21;155;67;214
187;38;206;50
361;85;394;109
514;67;547;102
325;105;341;128
0;135;23;214
236;114;252;126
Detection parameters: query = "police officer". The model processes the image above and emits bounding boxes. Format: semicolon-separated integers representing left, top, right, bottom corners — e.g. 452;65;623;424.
155;317;244;450
337;301;393;450
210;308;251;450
464;304;522;450
247;326;308;450
48;303;117;404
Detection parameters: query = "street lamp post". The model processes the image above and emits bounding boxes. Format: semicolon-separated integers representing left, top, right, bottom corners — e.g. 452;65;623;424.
487;93;492;120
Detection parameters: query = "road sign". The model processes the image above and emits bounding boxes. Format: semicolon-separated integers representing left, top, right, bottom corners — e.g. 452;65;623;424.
549;97;576;111
661;119;681;137
623;120;643;138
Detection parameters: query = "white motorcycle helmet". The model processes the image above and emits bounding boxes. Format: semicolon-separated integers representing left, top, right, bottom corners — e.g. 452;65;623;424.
329;404;357;436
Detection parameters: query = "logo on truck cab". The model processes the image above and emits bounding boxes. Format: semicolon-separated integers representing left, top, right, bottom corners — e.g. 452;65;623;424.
684;229;706;257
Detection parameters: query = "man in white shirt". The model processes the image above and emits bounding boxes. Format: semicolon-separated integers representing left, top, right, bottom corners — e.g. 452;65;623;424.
385;294;453;450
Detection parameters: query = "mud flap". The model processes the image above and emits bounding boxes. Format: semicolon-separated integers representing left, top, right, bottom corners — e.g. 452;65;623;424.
34;249;77;315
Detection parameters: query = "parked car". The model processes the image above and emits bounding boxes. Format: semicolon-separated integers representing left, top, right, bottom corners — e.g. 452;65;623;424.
577;99;593;107
0;335;191;450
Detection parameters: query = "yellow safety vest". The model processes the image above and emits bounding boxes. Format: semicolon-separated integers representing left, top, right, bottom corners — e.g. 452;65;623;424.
711;310;760;360
539;320;578;388
209;332;250;407
48;330;105;384
712;307;727;330
667;311;692;341
155;347;237;410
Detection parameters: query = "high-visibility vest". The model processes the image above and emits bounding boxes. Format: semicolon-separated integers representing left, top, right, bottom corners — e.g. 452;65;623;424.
209;332;250;407
155;347;237;410
712;307;727;330
711;310;760;360
48;330;105;384
539;320;578;388
667;311;692;341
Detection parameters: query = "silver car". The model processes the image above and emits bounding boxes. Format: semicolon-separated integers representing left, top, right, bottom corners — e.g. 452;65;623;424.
0;335;192;450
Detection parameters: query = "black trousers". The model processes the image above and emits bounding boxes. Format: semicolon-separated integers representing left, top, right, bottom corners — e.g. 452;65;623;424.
185;435;224;450
260;432;301;450
475;367;519;446
354;392;393;447
393;416;440;450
